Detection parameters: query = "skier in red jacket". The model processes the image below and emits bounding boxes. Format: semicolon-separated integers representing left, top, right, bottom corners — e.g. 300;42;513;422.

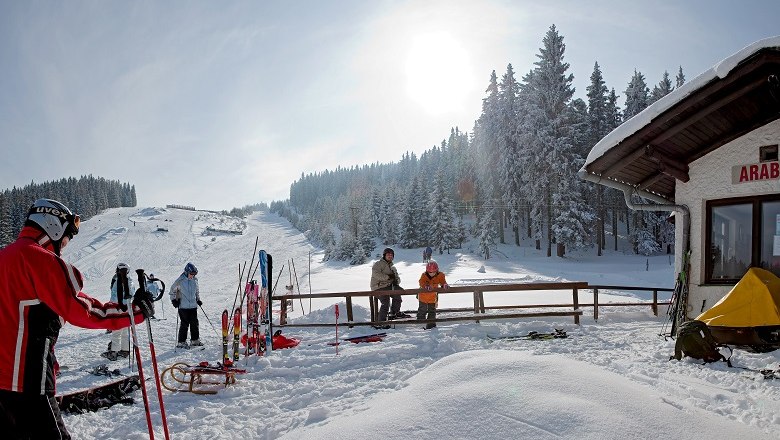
0;199;154;440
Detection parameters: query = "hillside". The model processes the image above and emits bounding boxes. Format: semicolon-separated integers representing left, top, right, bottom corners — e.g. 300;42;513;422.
52;207;780;439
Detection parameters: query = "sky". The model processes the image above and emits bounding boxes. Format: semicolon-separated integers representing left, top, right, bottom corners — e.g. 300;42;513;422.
1;0;779;211
52;206;780;439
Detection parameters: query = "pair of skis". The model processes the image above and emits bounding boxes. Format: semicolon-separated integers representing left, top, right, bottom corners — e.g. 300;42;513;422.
221;250;275;363
259;250;274;354
221;308;241;364
486;329;568;341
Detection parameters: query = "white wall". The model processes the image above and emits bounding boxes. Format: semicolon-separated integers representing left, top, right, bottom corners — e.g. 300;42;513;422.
675;119;780;319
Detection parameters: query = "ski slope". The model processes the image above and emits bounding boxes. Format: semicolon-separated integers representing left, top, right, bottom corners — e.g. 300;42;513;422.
53;207;780;439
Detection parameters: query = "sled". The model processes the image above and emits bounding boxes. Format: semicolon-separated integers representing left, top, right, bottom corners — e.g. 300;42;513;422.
161;362;246;395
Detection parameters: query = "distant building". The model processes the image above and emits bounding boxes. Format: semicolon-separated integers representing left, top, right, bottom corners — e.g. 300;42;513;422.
580;37;780;322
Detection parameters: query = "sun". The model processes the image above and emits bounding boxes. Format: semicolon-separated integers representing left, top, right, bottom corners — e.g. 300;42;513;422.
405;31;474;115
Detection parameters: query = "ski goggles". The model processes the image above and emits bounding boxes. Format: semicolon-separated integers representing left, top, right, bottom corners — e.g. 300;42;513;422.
65;214;81;239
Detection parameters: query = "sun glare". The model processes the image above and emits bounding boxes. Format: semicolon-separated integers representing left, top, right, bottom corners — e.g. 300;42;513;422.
405;31;474;115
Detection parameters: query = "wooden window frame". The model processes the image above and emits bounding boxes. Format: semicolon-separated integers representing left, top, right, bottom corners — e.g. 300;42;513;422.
704;193;780;284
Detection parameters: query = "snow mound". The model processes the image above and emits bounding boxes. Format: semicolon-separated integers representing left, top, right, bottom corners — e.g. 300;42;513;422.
287;350;775;440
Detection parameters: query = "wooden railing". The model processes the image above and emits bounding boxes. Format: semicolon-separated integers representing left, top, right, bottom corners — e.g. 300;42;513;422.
273;282;586;327
271;282;674;328
586;285;674;321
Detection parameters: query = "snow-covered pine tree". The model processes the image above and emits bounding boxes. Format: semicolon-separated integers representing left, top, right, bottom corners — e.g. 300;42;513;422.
675;66;686;88
428;168;458;255
475;181;498;260
623;70;649;121
586;62;609;255
399;176;426;248
497;63;524;247
473;70;503;245
649;71;674;104
379;185;400;245
523;24;576;256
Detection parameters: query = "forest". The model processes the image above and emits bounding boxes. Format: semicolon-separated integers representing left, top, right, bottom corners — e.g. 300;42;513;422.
0;175;137;247
272;25;679;263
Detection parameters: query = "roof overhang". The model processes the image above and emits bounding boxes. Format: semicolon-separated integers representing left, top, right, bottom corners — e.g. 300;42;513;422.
581;38;780;202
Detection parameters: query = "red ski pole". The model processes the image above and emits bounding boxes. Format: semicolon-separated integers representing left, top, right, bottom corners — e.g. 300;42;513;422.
335;304;339;355
127;294;156;439
136;269;170;440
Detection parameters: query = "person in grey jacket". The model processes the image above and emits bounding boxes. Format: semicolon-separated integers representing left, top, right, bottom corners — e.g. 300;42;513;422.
370;248;410;328
170;262;202;348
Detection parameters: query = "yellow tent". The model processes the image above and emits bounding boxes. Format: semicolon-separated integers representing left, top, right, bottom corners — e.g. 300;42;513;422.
696;267;780;349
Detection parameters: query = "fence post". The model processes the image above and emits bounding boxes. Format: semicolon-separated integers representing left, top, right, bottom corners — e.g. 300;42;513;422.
473;290;481;324
652;289;658;316
572;286;580;325
369;295;376;323
593;288;599;321
280;298;288;325
346;296;354;328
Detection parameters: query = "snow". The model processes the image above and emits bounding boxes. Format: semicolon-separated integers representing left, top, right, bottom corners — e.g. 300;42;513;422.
55;207;780;439
582;35;780;171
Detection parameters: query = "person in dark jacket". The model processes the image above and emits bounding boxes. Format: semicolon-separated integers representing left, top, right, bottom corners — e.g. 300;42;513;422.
170;262;202;348
370;248;411;329
0;199;153;440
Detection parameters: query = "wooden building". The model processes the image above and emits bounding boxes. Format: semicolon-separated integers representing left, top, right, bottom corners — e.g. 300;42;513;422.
580;37;780;322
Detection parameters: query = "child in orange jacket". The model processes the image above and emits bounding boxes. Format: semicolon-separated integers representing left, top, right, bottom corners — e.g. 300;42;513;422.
418;260;448;329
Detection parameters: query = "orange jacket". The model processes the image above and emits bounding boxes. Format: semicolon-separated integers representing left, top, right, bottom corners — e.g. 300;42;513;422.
418;271;447;304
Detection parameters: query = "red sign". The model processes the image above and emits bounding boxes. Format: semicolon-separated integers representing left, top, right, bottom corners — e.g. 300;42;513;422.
732;161;780;184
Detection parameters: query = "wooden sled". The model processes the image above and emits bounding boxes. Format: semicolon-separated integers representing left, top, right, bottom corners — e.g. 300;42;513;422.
161;362;246;395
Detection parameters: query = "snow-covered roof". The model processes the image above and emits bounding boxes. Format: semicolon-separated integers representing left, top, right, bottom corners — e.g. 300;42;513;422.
583;36;780;168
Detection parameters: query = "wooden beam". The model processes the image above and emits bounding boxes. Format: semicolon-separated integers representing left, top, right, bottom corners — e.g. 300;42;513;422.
637;172;666;191
659;162;690;183
600;145;649;177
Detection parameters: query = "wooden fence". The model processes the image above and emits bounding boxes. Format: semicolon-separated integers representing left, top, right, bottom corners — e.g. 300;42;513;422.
271;282;673;328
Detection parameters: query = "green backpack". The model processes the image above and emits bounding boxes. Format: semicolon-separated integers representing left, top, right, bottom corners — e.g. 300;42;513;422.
672;320;732;366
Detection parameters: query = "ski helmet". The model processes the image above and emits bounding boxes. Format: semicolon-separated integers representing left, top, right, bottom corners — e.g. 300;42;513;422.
426;260;439;273
184;262;198;275
382;247;394;258
26;199;80;241
116;263;129;272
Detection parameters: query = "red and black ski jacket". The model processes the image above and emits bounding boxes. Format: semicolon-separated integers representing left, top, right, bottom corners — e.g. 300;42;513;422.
0;226;144;396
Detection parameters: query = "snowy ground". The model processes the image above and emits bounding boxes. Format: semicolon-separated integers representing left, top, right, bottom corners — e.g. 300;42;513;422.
56;207;780;439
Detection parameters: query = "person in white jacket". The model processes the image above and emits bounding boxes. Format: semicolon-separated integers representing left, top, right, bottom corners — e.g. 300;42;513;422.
170;262;202;348
101;263;135;360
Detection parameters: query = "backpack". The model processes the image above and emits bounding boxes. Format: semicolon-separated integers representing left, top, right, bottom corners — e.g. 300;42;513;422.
672;320;732;367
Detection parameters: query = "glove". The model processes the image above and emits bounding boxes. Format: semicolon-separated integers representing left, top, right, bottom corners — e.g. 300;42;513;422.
197;300;202;306
443;284;450;289
133;291;155;319
118;301;128;312
424;285;432;291
172;298;180;308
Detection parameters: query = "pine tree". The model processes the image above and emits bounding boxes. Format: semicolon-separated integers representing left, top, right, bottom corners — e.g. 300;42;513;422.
623;70;649;120
428;169;458;254
497;63;524;246
675;66;686;88
649;71;674;104
522;24;580;256
586;62;609;255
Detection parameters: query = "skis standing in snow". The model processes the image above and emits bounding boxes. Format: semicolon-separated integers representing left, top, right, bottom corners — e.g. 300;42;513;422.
0;199;154;440
170;263;203;349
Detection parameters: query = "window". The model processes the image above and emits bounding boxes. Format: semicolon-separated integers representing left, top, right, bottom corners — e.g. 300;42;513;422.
705;194;780;283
